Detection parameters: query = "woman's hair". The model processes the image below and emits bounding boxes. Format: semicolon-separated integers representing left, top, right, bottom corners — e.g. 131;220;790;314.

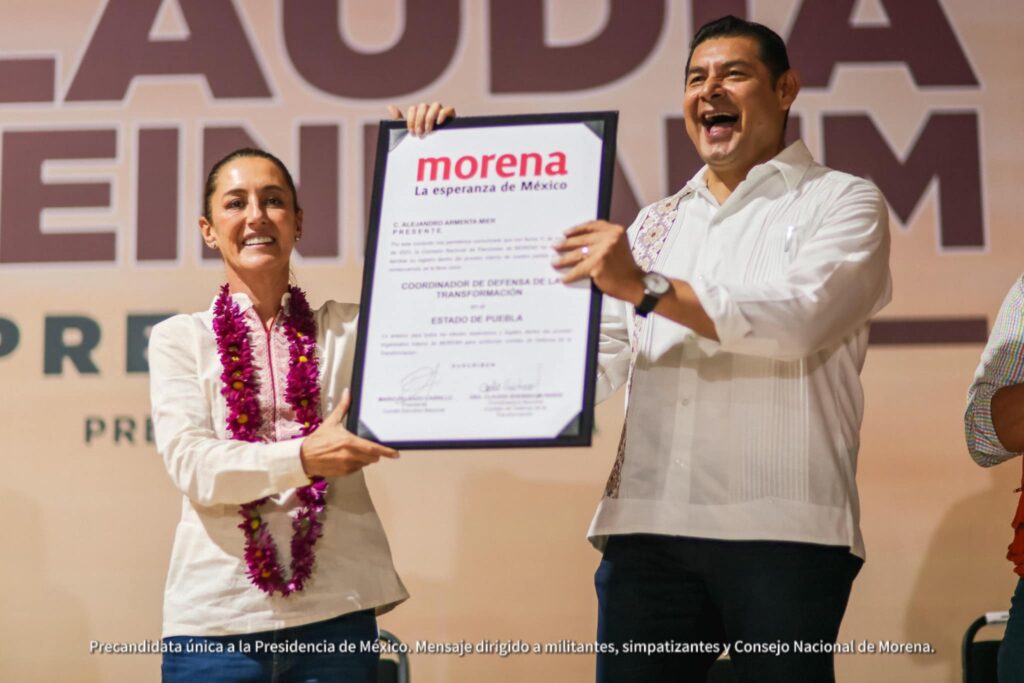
202;147;301;221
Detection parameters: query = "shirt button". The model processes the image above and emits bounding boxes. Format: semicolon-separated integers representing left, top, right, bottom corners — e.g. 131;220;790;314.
674;458;684;467
680;397;691;406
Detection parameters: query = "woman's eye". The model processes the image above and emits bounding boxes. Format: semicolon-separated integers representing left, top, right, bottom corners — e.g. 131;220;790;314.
226;199;243;209
266;197;283;206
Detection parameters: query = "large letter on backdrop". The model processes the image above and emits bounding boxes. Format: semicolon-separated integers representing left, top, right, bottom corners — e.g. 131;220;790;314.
824;113;983;249
44;316;101;375
0;318;19;359
66;0;271;101
490;0;665;92
0;130;117;263
0;58;55;103
136;128;180;261
283;0;459;98
788;0;978;88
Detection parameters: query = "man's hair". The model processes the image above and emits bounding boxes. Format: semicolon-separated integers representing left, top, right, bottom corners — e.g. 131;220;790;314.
686;15;790;84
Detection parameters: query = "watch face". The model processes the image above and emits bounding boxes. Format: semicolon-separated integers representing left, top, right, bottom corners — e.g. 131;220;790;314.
643;272;671;296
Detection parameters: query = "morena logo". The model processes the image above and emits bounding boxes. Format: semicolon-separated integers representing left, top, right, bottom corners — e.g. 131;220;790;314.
416;152;568;182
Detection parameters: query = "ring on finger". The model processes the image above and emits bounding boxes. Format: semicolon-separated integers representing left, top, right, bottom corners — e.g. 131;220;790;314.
581;246;590;257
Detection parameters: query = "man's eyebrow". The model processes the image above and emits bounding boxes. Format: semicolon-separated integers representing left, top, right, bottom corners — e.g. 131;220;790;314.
687;59;757;76
720;59;755;70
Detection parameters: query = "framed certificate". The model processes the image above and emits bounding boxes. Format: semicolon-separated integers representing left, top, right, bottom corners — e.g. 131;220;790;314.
348;112;617;449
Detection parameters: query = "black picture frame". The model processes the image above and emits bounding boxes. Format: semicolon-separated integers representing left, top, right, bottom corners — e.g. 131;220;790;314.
347;111;618;449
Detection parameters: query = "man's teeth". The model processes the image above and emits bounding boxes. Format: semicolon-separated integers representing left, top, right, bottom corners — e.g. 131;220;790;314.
703;113;738;126
244;236;274;246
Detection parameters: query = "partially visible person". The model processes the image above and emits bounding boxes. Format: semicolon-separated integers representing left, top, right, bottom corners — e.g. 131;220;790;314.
966;275;1024;683
150;103;453;683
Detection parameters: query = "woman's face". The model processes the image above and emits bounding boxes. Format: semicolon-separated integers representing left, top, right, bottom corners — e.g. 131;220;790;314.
199;156;303;283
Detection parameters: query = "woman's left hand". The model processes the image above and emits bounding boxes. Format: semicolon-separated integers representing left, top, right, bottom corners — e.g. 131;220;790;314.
386;102;456;137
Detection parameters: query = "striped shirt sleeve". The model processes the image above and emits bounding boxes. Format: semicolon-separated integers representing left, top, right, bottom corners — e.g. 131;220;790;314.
966;275;1024;466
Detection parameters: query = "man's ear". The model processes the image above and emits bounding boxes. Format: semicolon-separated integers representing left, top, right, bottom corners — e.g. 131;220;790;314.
777;68;801;111
199;216;217;249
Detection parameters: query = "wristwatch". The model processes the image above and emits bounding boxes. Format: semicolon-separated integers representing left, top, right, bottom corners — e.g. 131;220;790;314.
635;271;670;317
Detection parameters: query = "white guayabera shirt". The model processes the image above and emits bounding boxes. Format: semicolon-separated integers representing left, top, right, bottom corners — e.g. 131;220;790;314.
590;142;892;559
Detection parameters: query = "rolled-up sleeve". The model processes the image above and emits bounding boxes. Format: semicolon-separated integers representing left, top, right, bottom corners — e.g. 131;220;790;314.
596;296;631;403
966;276;1024;467
149;316;310;506
689;178;891;360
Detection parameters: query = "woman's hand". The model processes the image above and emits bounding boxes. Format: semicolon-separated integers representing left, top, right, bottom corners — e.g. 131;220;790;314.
299;389;399;477
387;102;456;136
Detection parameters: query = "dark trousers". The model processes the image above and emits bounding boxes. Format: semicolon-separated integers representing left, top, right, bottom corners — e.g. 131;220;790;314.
1001;577;1024;683
161;609;378;683
595;534;862;683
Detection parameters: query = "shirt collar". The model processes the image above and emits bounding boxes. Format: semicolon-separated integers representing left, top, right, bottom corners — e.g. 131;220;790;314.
683;139;814;196
206;289;292;316
760;139;813;191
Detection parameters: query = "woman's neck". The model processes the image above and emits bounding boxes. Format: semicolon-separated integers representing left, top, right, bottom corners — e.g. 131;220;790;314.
225;270;289;329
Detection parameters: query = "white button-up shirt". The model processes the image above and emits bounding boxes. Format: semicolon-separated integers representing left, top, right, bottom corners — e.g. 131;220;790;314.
590;141;891;559
150;293;407;637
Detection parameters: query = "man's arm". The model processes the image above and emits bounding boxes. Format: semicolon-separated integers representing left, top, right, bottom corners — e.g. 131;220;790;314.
555;178;890;360
553;219;719;340
992;384;1024;452
966;275;1024;465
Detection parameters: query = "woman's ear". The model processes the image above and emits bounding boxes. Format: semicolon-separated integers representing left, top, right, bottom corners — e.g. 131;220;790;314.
199;216;218;249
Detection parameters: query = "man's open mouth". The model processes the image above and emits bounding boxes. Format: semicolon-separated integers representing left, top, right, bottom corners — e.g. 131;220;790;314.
701;112;739;135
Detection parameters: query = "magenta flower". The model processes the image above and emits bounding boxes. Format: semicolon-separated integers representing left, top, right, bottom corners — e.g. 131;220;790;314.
213;284;329;597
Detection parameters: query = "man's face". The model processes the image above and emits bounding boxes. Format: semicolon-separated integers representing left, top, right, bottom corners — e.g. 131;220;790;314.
683;36;793;178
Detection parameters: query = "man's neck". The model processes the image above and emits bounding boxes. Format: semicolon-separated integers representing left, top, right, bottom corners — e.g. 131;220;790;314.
705;170;745;204
704;141;787;204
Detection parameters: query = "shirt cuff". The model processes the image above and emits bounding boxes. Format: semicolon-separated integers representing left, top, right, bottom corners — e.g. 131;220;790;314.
967;392;1020;465
689;276;752;350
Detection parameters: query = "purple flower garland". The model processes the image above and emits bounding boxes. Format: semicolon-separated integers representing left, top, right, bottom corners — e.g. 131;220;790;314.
212;284;327;596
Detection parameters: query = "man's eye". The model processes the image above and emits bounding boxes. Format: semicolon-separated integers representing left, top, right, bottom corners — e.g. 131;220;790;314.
688;76;704;87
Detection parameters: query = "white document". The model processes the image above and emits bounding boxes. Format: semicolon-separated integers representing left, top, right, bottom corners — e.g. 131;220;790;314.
352;115;615;447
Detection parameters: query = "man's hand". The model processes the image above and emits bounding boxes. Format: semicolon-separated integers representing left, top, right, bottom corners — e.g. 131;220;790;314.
387;102;456;136
554;220;719;340
299;389;399;478
552;220;646;304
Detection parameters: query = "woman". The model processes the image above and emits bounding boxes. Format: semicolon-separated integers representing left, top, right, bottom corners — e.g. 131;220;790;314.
149;103;454;682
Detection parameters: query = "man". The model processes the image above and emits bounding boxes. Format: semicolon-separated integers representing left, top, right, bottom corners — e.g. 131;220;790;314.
965;277;1024;683
553;16;891;683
